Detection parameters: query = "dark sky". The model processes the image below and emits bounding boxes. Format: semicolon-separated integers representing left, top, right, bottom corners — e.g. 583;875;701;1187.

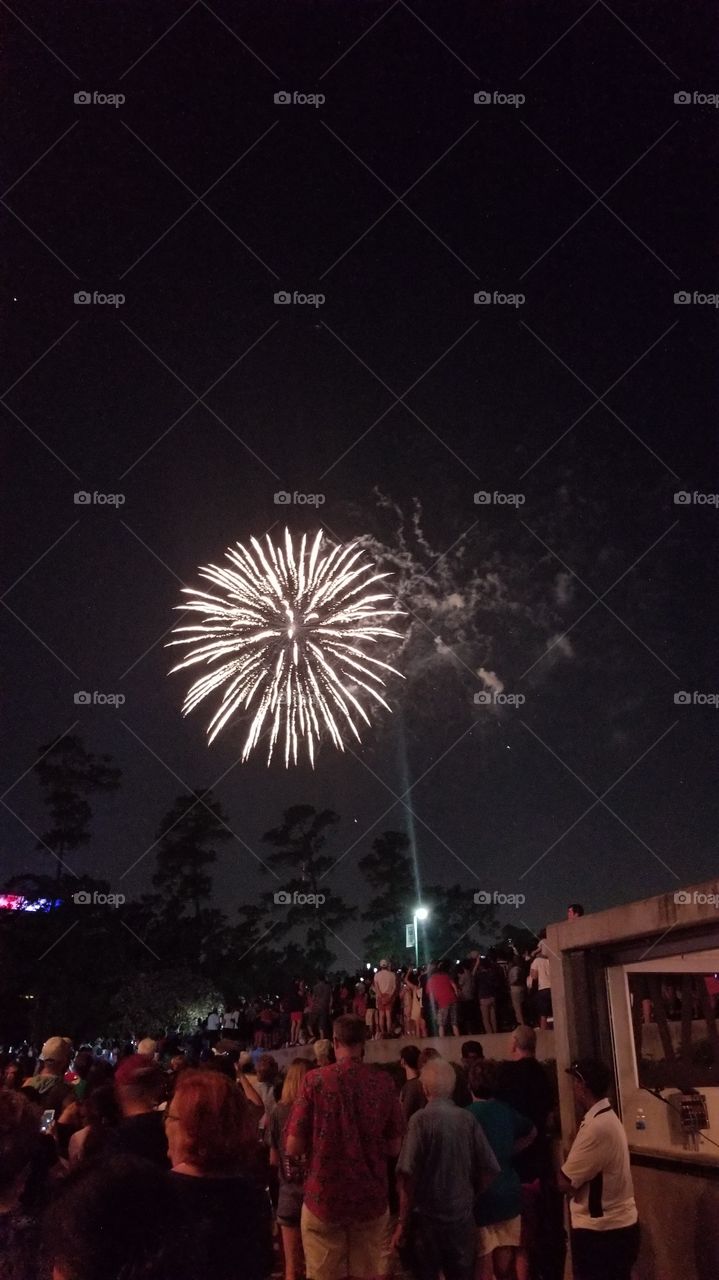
2;0;717;960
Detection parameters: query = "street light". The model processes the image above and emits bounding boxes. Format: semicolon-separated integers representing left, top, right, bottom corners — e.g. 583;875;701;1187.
413;906;429;969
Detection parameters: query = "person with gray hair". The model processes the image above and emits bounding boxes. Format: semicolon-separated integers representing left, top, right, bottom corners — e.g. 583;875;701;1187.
393;1056;499;1280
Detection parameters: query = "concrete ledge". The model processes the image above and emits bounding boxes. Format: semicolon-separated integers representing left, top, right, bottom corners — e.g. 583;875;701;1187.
267;1030;555;1070
547;877;719;955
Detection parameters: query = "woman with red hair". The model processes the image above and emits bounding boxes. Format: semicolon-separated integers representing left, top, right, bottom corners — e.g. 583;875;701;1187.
166;1070;273;1280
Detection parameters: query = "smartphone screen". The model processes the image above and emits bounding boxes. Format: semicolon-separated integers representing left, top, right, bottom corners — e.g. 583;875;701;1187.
40;1108;55;1133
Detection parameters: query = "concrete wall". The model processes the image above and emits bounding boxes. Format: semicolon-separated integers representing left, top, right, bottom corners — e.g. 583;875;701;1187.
547;878;719;1280
270;1029;556;1070
632;1162;719;1280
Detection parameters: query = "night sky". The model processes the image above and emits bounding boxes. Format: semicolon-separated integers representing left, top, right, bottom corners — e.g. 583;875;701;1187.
3;0;718;958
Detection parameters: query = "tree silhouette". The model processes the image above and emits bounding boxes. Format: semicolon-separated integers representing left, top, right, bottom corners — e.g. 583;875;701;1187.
153;790;231;919
422;883;499;961
260;805;356;972
359;830;416;962
262;805;340;890
34;735;121;879
499;923;538;955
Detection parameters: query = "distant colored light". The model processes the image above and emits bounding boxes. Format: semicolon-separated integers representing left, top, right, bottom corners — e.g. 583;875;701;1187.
0;895;60;912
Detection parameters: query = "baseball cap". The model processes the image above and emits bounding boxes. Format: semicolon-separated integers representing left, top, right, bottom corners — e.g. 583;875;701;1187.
566;1058;611;1098
41;1036;72;1064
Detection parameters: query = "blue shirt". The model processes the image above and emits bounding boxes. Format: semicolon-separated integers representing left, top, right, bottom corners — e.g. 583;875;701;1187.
397;1097;499;1223
466;1099;533;1225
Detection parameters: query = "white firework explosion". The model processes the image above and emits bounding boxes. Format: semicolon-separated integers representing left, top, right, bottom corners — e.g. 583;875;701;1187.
168;529;405;766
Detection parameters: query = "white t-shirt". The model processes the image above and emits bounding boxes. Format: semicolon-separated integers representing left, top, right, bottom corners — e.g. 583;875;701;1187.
374;969;396;997
206;1013;221;1030
561;1100;638;1231
529;955;551;991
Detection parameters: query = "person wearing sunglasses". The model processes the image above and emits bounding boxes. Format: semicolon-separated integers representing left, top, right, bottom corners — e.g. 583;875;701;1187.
558;1058;639;1280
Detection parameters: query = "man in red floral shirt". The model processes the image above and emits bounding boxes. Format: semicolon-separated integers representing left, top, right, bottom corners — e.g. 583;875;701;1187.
286;1014;404;1280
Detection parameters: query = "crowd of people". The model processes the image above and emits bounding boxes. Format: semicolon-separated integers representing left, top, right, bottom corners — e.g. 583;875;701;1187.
171;941;557;1058
0;999;639;1280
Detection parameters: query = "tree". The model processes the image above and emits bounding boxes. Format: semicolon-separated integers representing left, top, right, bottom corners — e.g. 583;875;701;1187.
260;805;357;973
33;735;121;879
499;923;538;956
421;883;499;961
109;967;222;1039
153;790;231;919
0;873;141;1043
359;831;416;962
262;805;340;893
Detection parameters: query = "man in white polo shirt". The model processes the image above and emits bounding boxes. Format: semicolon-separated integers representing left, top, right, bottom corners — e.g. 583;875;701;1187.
559;1058;639;1280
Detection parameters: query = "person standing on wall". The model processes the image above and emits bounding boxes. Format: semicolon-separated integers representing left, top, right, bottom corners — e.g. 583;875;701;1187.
374;960;397;1039
528;937;553;1030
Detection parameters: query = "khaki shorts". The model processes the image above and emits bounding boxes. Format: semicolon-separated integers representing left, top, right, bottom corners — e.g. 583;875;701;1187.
476;1214;522;1256
301;1204;391;1280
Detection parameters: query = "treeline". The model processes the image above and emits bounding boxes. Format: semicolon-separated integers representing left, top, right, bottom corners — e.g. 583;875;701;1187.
0;736;531;1042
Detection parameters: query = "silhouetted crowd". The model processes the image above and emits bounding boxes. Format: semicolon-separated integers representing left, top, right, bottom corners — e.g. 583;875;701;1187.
176;945;555;1057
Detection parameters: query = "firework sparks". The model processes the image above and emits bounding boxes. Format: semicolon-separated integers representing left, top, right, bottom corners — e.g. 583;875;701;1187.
168;530;405;766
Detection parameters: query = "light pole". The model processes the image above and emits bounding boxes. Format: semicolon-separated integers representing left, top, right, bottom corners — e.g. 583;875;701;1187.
413;906;429;969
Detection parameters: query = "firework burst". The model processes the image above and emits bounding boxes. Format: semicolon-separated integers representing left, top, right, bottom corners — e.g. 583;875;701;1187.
168;530;405;766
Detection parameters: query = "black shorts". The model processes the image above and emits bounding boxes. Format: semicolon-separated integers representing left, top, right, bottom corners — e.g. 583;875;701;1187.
537;988;553;1018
